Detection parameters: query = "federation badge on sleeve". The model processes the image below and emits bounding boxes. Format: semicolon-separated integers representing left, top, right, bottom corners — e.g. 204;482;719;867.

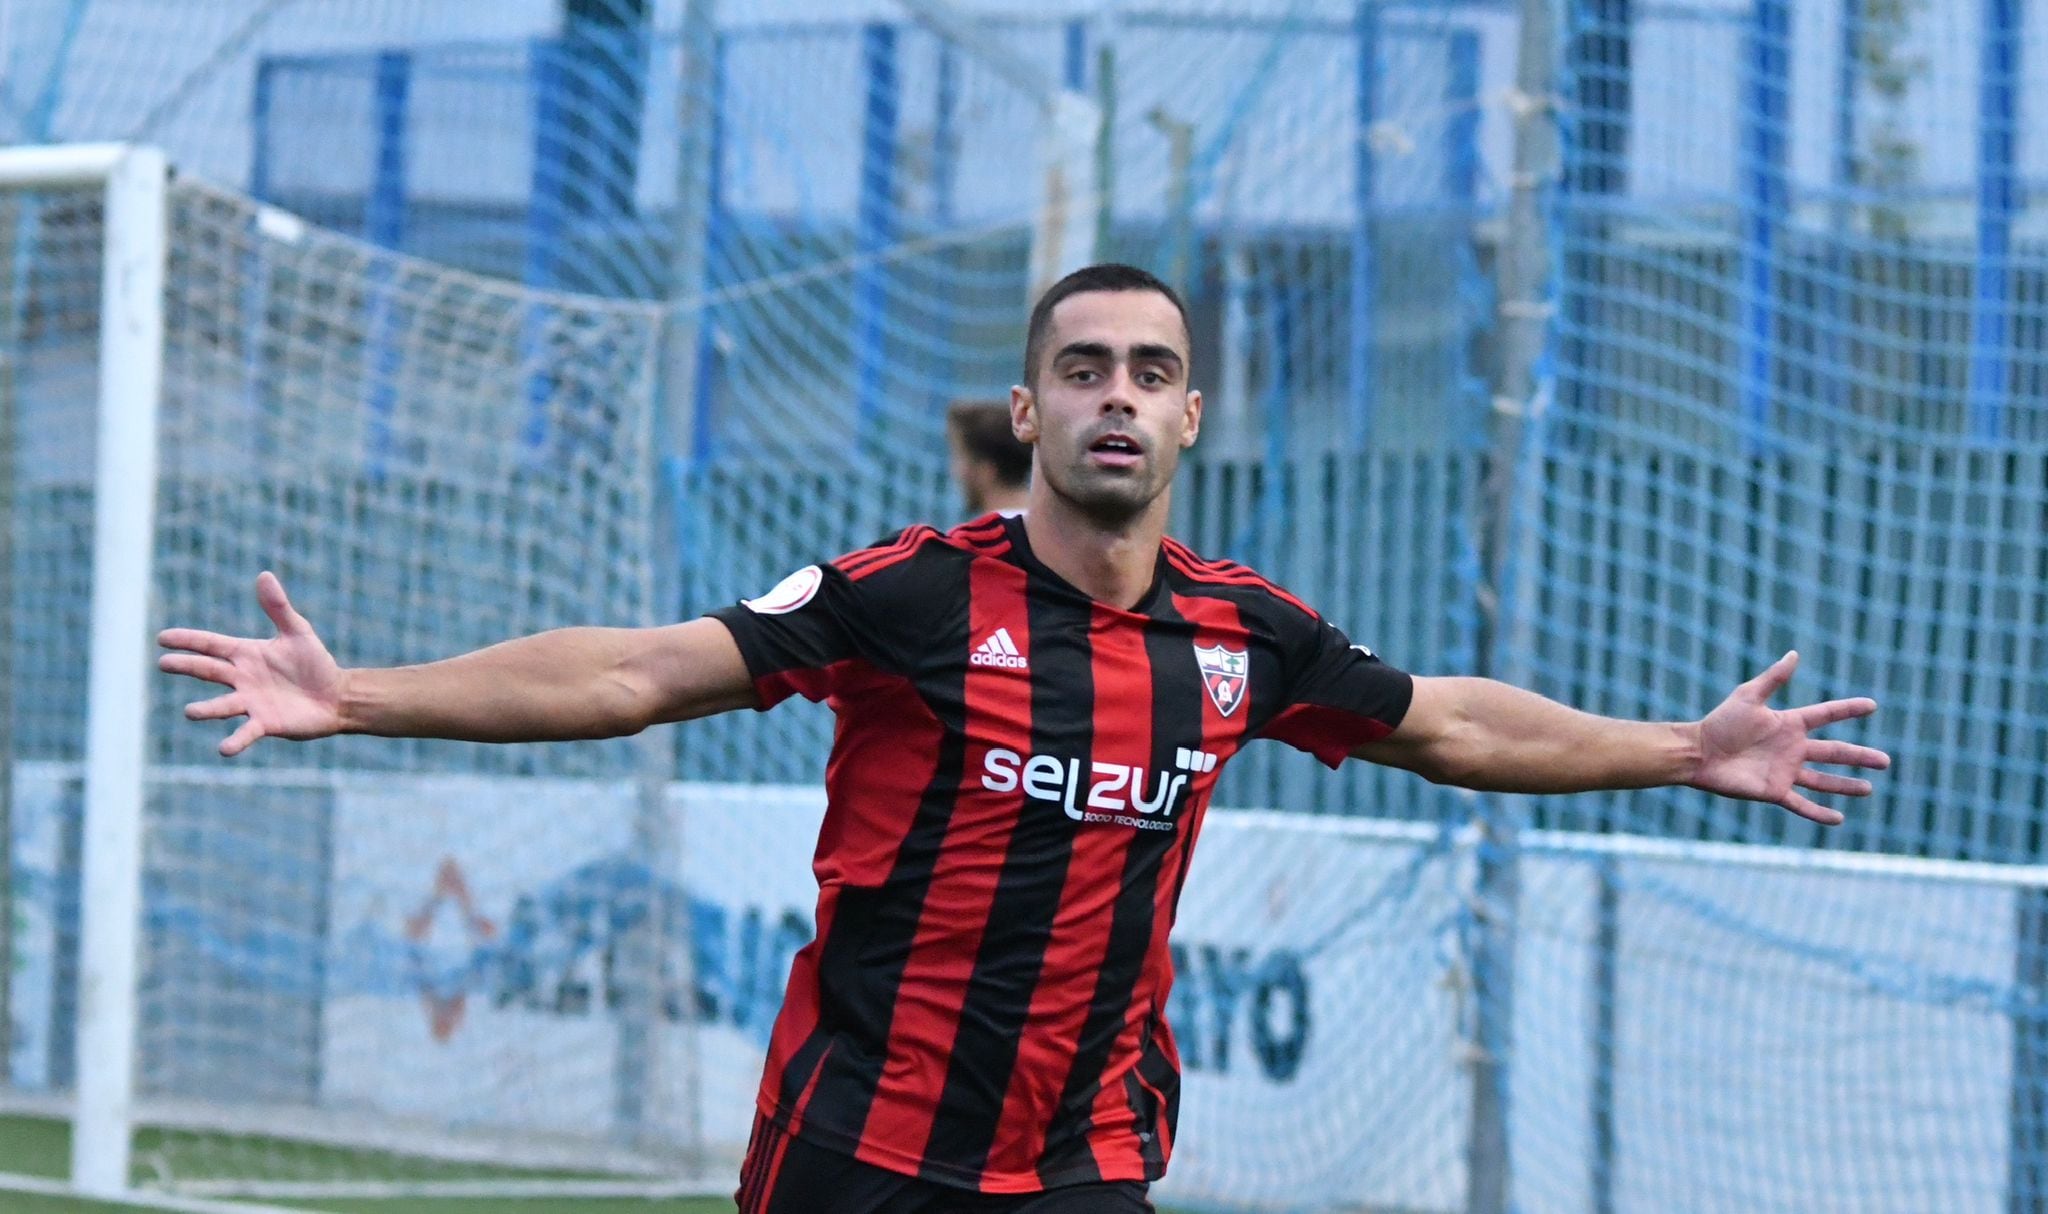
1194;642;1249;718
742;565;823;615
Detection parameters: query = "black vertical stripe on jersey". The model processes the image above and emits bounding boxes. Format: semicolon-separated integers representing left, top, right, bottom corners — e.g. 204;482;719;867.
779;547;975;1136
1035;593;1207;1183
920;580;1095;1177
1129;1031;1179;1174
1234;586;1305;738
768;958;832;1118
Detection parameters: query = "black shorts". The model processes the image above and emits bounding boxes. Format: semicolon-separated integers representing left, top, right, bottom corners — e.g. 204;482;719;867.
736;1114;1156;1214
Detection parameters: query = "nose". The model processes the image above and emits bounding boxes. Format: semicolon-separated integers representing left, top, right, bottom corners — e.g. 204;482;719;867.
1098;364;1139;416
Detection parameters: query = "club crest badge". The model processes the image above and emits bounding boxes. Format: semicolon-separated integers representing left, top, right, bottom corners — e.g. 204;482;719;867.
1194;642;1249;718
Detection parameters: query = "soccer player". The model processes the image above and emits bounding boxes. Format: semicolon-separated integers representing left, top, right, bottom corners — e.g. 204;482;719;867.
159;263;1890;1214
946;397;1033;516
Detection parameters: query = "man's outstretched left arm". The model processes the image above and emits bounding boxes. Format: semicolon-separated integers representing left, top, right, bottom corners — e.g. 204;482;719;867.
1349;651;1890;825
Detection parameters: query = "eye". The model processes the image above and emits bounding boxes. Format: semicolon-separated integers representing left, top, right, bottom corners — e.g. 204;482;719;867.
1137;370;1166;387
1069;368;1099;384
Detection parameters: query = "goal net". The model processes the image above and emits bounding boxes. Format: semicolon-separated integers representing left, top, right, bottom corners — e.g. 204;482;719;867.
0;144;751;1201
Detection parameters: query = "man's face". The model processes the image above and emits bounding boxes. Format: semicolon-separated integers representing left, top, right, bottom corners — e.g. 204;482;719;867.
1013;290;1201;525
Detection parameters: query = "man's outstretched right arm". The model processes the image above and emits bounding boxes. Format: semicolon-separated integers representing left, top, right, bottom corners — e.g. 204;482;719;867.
158;571;757;757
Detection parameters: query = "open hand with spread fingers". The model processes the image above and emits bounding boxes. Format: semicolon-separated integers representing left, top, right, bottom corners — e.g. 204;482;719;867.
1688;651;1891;826
157;571;346;757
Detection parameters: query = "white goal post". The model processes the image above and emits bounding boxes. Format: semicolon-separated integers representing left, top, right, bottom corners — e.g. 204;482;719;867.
0;141;169;1199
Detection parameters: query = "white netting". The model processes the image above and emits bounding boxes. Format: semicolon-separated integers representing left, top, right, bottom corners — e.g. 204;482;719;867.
0;171;742;1198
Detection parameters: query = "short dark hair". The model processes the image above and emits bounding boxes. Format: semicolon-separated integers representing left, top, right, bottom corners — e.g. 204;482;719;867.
1022;263;1191;387
946;399;1032;488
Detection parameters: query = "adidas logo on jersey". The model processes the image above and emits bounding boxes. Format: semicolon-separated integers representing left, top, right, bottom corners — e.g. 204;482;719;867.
970;627;1028;670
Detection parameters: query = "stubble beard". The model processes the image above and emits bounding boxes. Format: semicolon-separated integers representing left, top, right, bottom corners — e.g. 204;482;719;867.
1047;449;1169;528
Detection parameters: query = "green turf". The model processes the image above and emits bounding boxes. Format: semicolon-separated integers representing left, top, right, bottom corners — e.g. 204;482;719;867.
0;1115;735;1212
0;1196;206;1214
6;1113;69;1176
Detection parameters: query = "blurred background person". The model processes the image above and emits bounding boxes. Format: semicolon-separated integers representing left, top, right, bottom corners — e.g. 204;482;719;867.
946;398;1031;517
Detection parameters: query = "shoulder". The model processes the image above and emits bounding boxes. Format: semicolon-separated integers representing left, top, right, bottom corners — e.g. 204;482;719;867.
831;514;1012;582
1160;536;1319;623
831;524;944;582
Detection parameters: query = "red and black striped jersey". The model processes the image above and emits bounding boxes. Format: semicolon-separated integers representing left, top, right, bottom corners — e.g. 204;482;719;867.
706;512;1412;1194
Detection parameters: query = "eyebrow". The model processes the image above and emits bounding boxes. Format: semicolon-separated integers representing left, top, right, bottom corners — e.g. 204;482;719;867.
1052;341;1186;371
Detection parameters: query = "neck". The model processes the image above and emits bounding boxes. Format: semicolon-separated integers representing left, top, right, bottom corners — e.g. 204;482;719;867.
981;486;1029;514
1021;485;1168;610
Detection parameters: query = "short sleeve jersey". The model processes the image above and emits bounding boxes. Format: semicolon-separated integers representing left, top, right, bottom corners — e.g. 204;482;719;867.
707;513;1412;1194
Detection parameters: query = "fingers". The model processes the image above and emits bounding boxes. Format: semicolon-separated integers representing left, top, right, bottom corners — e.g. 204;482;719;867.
256;571;309;638
179;686;264;756
1740;650;1799;702
157;628;241;659
1806;738;1891;770
184;692;244;722
158;652;237;687
1795;696;1878;730
220;719;265;758
1795;769;1872;797
1779;792;1845;827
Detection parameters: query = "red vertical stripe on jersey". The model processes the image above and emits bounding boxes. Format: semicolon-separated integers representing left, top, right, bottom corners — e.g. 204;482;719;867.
757;666;943;1124
1156;588;1253;981
818;663;952;888
1078;590;1254;1160
983;602;1149;1177
853;558;1034;1169
755;885;834;1118
1164;587;1253;880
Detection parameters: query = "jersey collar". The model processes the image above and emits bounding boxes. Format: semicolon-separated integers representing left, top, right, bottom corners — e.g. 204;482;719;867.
998;513;1172;617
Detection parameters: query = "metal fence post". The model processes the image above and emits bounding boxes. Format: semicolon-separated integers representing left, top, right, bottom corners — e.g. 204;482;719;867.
364;51;409;480
1738;0;1789;454
1349;0;1379;450
1470;0;1563;1209
1968;0;2019;442
855;22;901;448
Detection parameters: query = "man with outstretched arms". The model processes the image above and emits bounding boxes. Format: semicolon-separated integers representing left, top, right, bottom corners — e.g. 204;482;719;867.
161;264;1890;1214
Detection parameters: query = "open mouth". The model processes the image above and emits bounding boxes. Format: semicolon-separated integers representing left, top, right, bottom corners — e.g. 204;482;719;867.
1088;433;1144;467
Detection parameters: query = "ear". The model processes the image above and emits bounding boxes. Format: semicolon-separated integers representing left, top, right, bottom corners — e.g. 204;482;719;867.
1179;388;1203;449
1010;384;1039;444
